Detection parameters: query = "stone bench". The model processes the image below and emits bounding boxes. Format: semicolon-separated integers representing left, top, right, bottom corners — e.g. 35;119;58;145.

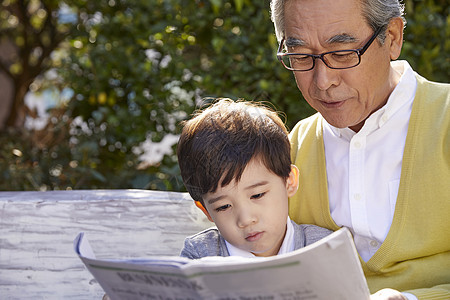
0;189;211;299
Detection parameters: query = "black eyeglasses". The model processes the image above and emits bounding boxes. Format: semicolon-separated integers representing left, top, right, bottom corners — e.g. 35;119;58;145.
277;27;383;71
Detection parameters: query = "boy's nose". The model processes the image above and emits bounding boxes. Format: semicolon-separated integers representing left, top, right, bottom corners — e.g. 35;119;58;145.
237;208;257;228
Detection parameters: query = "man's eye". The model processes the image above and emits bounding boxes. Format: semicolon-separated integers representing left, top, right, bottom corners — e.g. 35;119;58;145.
215;204;231;212
251;192;265;199
330;51;355;61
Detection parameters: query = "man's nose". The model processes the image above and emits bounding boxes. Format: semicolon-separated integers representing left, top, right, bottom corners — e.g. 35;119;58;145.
312;58;340;91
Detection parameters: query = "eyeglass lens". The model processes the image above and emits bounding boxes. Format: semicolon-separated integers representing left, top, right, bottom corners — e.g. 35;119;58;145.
281;50;361;71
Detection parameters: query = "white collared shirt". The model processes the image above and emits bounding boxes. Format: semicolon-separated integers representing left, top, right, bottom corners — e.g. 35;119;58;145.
225;216;294;257
323;61;417;262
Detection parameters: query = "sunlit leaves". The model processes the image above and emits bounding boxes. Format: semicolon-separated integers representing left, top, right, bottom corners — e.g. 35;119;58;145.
400;0;449;81
1;0;447;191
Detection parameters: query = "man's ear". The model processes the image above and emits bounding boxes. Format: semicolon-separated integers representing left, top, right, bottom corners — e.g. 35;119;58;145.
286;165;300;197
386;17;404;60
195;201;214;222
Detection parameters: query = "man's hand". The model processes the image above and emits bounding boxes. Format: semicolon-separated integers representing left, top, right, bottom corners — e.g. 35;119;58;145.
370;288;408;300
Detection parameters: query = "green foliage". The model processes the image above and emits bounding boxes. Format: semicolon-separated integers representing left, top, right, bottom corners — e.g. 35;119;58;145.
401;0;449;81
0;0;448;191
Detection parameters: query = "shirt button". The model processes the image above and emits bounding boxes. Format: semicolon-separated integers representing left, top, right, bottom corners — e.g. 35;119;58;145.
354;141;361;148
354;193;361;201
370;240;378;247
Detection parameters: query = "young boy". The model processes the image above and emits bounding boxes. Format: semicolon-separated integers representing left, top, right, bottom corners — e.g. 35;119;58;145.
177;99;332;259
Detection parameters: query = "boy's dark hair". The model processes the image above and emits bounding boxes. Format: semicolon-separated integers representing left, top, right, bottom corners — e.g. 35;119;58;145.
177;99;291;205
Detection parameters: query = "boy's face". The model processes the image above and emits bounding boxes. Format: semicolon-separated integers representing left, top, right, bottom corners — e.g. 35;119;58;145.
202;158;299;257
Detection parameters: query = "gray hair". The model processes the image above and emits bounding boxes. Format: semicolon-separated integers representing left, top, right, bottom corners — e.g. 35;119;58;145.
270;0;406;44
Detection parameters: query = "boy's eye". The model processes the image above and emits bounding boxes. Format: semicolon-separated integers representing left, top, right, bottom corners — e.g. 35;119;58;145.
215;204;231;212
251;192;265;199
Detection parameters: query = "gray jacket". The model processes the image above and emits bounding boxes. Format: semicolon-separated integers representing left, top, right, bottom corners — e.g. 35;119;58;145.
180;220;333;259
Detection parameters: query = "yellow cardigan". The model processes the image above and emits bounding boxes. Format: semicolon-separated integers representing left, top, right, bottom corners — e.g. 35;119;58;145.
289;74;450;299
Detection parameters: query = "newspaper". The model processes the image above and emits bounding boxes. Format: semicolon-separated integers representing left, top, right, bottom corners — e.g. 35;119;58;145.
74;227;370;300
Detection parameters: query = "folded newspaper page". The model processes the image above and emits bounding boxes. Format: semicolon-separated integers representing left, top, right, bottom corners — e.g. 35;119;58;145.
74;227;370;300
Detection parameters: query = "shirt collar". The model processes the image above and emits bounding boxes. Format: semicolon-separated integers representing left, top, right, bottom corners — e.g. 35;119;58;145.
325;60;417;139
225;216;294;257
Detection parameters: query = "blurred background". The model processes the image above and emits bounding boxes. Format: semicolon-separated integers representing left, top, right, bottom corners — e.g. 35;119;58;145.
0;0;448;192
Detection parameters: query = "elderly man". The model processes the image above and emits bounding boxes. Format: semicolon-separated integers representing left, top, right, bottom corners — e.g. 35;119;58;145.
271;0;449;299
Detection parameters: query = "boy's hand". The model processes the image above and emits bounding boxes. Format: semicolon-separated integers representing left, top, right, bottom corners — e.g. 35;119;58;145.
370;288;408;300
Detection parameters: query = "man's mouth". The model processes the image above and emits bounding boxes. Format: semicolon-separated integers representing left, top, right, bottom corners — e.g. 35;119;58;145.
320;100;346;109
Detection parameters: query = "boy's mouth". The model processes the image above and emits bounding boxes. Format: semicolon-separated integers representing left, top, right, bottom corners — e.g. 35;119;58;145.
245;231;264;242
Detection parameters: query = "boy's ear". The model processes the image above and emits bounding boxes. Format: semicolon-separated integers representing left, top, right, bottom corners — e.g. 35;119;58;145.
195;201;214;222
286;165;299;197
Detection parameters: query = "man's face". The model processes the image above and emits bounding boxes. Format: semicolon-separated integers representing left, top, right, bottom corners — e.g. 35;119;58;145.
202;158;295;257
284;0;398;132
